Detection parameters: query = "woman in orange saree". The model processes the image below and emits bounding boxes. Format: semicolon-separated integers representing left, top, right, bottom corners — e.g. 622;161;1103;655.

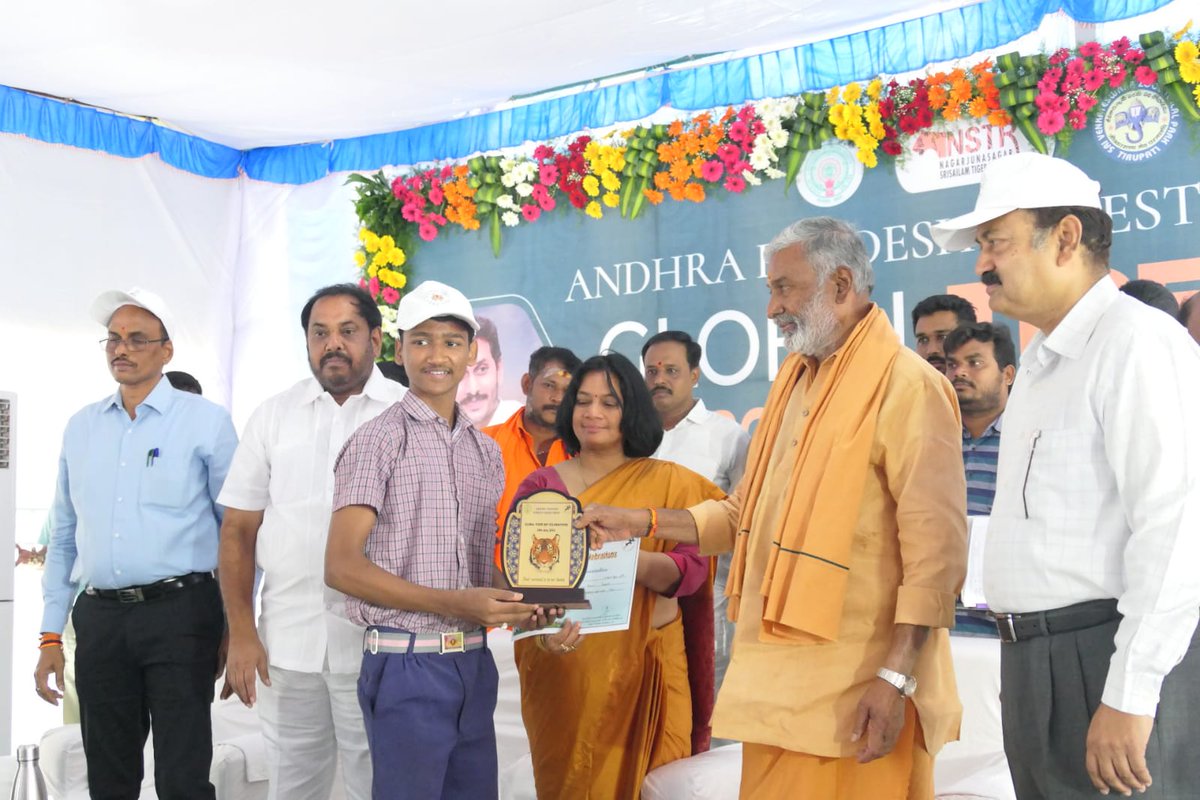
511;353;724;799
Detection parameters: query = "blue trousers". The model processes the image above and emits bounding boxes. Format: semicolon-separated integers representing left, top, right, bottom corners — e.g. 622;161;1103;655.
358;634;499;800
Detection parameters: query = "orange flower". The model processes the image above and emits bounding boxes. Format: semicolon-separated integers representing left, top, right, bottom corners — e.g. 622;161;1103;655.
928;85;949;109
702;132;722;154
949;81;973;105
968;96;990;118
683;182;706;203
668;182;687;201
680;133;702;155
942;104;961;122
462;217;481;231
971;59;994;76
948;68;967;84
670;160;693;182
668;120;683;137
720;107;737;124
658;141;680;163
691;160;706;179
453;165;469;179
643;188;665;205
928;71;949;86
654;172;672;190
988;109;1012;127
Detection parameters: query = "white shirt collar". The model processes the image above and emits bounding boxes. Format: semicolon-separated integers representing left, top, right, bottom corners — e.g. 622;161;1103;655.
298;364;399;406
1034;276;1117;363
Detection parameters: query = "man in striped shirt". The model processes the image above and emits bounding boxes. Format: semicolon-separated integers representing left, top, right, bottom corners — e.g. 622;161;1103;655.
944;322;1016;516
943;321;1016;637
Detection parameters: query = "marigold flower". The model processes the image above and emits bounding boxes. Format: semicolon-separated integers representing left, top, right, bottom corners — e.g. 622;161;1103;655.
842;82;862;103
643;188;665;205
584;201;603;219
867;79;883;99
581;175;600;196
602;192;619;208
601;171;621;192
354;251;367;268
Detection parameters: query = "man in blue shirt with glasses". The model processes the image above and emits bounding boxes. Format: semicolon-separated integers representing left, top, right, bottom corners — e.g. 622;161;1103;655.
35;287;237;799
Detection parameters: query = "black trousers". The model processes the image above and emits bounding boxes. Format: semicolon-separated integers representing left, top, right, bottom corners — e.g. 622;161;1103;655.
73;578;224;800
1000;612;1200;799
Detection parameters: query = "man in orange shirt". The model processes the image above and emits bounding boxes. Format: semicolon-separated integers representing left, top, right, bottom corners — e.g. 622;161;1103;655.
484;346;581;565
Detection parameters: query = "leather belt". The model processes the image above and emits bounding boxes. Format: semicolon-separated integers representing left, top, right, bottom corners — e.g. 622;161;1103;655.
364;628;486;655
994;599;1119;644
85;571;214;604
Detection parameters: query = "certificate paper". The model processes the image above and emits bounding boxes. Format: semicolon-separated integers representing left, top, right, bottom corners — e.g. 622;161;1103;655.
961;516;989;609
512;538;641;639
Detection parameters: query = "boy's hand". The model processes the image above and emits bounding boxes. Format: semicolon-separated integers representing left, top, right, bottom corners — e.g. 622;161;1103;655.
452;588;538;627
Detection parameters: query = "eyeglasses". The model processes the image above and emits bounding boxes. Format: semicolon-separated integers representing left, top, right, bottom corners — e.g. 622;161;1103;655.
99;336;168;352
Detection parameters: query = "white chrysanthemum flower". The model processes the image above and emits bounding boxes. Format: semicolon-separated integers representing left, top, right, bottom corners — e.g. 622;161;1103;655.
742;170;762;186
500;173;517;188
502;211;521;227
765;167;786;180
514;182;534;197
496;194;517;210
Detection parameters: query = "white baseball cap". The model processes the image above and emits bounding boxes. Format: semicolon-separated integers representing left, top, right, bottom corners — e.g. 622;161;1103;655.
931;153;1103;252
90;287;179;341
395;280;479;333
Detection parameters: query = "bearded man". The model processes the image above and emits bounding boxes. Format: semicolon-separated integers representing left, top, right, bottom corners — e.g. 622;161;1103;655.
579;216;967;799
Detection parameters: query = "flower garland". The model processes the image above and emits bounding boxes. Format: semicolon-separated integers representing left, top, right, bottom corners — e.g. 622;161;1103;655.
352;25;1200;351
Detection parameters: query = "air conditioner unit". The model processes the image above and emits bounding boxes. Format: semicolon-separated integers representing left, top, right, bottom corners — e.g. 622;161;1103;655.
0;392;15;755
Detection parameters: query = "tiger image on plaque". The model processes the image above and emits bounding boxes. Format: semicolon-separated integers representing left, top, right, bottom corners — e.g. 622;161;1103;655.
502;489;591;608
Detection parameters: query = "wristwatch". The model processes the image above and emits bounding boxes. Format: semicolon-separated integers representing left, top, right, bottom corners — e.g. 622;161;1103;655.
876;667;917;697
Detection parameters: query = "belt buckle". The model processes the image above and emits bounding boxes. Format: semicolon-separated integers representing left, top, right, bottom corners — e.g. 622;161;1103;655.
366;629;380;655
440;631;465;654
995;613;1017;643
116;587;144;604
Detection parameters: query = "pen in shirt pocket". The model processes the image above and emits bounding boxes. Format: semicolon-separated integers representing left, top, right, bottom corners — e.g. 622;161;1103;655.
1021;430;1041;519
146;447;161;467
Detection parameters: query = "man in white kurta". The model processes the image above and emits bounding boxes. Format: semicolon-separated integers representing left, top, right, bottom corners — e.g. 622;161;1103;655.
218;286;405;800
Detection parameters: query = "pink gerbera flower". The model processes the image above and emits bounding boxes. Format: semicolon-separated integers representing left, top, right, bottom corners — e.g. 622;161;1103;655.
723;174;747;193
1134;65;1157;85
521;205;541;223
418;223;438;242
539;164;559;186
382;287;400;304
1079;41;1102;57
700;160;724;181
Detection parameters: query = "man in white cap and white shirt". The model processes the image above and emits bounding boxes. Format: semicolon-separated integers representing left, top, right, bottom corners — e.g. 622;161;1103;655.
325;281;551;799
217;283;405;800
35;287;238;798
932;153;1200;799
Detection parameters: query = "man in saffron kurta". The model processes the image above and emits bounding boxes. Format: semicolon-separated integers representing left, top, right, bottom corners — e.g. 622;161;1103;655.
483;346;580;567
579;217;967;799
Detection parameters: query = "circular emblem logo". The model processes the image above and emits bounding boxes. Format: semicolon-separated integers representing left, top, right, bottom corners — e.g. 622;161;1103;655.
796;143;863;207
1094;86;1178;162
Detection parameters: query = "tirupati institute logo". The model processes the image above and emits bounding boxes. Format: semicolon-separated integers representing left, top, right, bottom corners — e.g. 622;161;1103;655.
1095;85;1178;162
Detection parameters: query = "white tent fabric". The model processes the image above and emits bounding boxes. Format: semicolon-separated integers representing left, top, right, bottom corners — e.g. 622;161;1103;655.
0;1;979;149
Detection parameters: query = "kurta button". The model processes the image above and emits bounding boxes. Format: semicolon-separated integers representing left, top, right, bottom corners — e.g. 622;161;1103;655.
801;409;809;417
